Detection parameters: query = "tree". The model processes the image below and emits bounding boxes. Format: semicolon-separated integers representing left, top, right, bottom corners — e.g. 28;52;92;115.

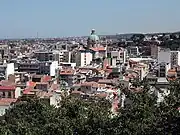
131;34;145;43
58;96;112;135
2;80;180;135
0;98;56;135
152;80;180;134
0;97;112;135
114;83;157;135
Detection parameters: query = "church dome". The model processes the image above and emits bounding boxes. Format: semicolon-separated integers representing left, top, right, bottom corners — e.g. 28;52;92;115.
89;34;99;41
88;29;99;41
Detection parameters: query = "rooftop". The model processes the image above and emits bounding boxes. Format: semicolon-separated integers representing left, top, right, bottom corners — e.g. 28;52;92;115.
90;47;106;52
0;98;17;106
0;86;16;91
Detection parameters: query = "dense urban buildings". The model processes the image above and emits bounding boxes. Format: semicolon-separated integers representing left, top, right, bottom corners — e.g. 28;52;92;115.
0;29;180;134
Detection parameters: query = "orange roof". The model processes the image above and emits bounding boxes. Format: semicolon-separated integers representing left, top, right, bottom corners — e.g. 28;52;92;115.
90;47;106;52
50;84;59;91
41;76;51;82
0;86;16;91
60;69;74;75
167;78;176;81
0;80;15;86
98;84;106;88
71;90;83;94
0;98;17;106
81;82;98;87
168;68;176;72
95;93;107;98
98;79;113;84
23;87;33;94
37;91;52;98
26;81;36;87
168;71;176;75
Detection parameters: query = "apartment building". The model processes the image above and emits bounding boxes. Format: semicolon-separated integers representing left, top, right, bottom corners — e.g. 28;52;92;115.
127;46;140;57
53;50;71;63
75;47;93;67
158;48;180;68
34;51;53;62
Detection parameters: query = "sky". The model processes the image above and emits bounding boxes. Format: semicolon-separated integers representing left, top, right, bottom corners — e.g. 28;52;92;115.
0;0;180;38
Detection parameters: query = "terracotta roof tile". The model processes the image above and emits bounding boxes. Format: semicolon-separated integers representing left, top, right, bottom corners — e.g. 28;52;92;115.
98;79;113;84
0;98;17;106
0;86;16;91
81;82;98;87
71;90;83;94
95;93;107;98
41;76;51;82
50;84;59;91
26;81;36;87
0;80;15;86
23;87;34;94
60;69;74;75
90;47;106;52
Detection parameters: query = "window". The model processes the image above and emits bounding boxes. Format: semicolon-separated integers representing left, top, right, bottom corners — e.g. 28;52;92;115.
2;92;5;98
160;69;165;72
160;73;166;77
8;92;11;98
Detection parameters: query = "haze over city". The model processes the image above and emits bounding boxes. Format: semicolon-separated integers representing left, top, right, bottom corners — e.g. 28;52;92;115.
0;0;180;38
1;0;180;134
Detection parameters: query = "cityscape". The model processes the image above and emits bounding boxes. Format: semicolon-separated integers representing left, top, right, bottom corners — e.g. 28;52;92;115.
0;0;180;135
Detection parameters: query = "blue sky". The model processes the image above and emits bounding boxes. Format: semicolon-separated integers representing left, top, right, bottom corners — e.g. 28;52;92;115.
0;0;180;38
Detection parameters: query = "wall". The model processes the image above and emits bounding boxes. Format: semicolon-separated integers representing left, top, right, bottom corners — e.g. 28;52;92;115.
6;63;14;79
75;52;81;67
112;58;117;67
50;61;58;76
151;45;160;59
68;52;71;63
177;51;180;66
80;53;85;67
120;50;127;64
0;90;15;98
128;46;139;56
0;105;9;116
158;49;171;64
81;86;91;93
50;92;61;108
59;62;76;69
15;87;22;98
80;52;93;67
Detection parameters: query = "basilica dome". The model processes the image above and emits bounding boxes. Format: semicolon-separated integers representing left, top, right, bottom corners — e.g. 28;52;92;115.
88;29;99;41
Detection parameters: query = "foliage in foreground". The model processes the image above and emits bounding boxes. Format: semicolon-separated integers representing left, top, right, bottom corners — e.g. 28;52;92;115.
1;81;180;135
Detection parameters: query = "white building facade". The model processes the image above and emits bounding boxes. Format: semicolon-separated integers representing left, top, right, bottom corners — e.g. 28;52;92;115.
75;49;93;67
158;48;180;68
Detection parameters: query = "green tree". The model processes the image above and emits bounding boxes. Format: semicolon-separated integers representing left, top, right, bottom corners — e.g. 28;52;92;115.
0;96;112;135
152;80;180;134
131;34;145;43
119;88;157;134
2;80;180;135
58;96;112;135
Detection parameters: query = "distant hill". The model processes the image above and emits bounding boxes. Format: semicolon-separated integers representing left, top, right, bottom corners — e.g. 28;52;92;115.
1;31;180;41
